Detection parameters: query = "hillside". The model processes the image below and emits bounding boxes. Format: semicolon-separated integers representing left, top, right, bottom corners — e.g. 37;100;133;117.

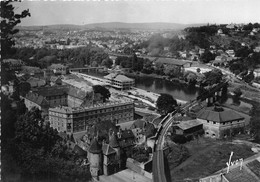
18;22;205;31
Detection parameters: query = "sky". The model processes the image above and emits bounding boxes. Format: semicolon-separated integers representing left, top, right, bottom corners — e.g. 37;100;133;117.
15;0;260;26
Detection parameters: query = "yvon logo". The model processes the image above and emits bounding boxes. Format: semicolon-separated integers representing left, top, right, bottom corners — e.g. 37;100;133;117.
226;151;243;173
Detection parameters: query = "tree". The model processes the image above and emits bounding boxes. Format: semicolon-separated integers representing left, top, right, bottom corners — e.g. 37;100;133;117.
203;69;223;85
92;85;111;102
12;108;92;181
1;0;30;58
18;82;31;97
101;58;113;68
200;50;215;63
164;65;182;78
156;93;177;115
233;87;242;101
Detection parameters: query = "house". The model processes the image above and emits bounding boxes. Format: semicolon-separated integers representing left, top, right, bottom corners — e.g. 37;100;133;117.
48;64;68;75
43;68;55;78
253;68;260;78
26;77;46;88
217;29;223;35
212;55;233;66
118;129;135;150
130;120;156;143
226;50;235;57
104;73;135;90
199;49;205;56
197;106;245;138
24;91;49;115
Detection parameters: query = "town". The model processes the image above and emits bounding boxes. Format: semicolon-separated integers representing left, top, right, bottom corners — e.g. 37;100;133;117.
1;1;260;182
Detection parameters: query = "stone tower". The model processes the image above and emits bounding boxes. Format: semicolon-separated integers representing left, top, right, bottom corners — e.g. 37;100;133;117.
88;137;102;180
109;132;121;169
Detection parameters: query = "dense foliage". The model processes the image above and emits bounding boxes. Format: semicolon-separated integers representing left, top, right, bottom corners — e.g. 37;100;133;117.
156;93;178;115
5;108;91;181
92;85;111;102
10;46;112;69
1;0;30;58
132;146;152;163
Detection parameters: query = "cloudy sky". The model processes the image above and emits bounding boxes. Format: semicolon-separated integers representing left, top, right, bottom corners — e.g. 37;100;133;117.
16;0;260;26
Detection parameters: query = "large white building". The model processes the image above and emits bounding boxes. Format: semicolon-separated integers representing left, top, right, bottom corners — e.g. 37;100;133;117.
49;99;134;134
104;73;135;90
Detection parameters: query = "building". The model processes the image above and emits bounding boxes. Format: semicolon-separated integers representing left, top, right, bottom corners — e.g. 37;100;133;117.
104;73;135;90
49;100;134;133
24;92;49;115
88;131;138;180
48;64;68;75
212;55;233;66
154;57;192;74
67;87;93;107
26;77;46;88
34;86;68;108
173;119;204;139
197;106;245;138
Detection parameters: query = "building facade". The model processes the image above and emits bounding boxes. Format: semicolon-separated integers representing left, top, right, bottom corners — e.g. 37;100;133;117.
34;86;69;108
197;106;245;138
49;100;134;133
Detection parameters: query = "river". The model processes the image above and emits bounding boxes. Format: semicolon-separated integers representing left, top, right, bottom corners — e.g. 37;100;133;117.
87;71;199;102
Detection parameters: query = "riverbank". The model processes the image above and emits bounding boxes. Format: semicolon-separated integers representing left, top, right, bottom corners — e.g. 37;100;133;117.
72;72;187;108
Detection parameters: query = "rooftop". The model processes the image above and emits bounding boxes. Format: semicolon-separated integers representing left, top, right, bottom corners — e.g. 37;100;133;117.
177;119;203;131
197;106;244;123
104;73;134;82
25;92;49;107
34;85;68;97
49;99;133;114
102;143;116;156
89;138;102;154
109;132;120;148
62;76;93;91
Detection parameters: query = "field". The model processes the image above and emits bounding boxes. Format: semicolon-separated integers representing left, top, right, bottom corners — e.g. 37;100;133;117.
167;137;255;182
